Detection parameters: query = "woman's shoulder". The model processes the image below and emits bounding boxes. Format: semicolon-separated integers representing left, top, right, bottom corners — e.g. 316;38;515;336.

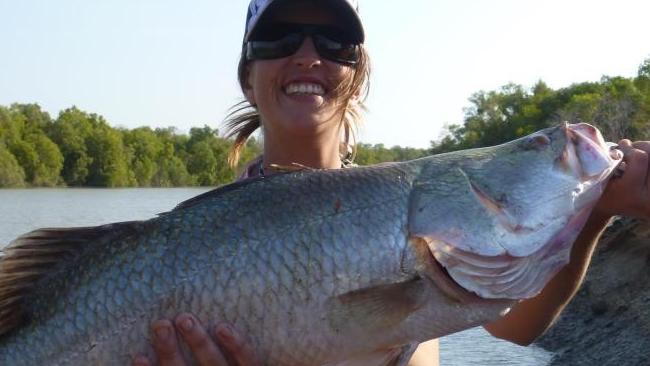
236;155;264;182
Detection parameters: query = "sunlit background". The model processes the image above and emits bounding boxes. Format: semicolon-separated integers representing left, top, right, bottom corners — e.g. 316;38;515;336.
1;0;648;148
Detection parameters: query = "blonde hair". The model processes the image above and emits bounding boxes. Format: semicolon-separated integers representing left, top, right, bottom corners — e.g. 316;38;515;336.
224;46;371;167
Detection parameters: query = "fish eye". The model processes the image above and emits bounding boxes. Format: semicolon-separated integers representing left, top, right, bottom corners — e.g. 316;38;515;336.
524;134;551;150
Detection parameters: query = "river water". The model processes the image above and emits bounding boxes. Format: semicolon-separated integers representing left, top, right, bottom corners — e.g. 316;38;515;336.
0;188;554;365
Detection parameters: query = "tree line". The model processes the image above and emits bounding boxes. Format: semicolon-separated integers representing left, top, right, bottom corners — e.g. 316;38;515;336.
0;104;429;187
1;58;648;187
0;105;263;188
430;58;650;153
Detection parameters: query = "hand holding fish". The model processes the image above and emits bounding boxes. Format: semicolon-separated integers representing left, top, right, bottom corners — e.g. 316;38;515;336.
131;315;259;366
594;139;650;219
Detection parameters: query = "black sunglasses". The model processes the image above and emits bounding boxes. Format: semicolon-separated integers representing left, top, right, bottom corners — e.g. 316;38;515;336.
245;23;361;65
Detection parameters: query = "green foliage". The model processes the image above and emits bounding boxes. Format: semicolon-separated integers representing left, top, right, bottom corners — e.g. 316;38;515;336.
28;133;64;186
356;143;428;165
48;107;97;185
8;140;38;182
123;127;164;186
0;104;266;187
0;144;26;187
638;57;650;79
187;140;218;185
431;59;650;153
85;126;135;187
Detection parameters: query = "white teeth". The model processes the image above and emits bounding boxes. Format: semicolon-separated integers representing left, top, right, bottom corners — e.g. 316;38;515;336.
285;83;325;96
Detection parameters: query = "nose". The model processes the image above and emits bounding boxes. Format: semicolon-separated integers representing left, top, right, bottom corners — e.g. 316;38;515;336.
291;37;321;68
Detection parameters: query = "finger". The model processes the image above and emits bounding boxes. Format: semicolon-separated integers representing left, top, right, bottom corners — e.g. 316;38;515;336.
619;147;649;187
175;314;229;366
215;323;262;366
618;139;633;147
152;320;186;366
131;356;152;366
612;139;633;162
632;141;650;154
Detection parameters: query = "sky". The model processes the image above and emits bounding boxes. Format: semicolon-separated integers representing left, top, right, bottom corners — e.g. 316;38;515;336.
0;0;648;148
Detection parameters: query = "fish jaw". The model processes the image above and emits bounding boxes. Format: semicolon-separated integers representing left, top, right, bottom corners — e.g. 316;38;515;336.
567;122;620;180
559;123;622;205
408;123;621;300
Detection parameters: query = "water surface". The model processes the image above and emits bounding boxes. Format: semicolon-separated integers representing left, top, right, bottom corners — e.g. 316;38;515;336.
0;188;553;365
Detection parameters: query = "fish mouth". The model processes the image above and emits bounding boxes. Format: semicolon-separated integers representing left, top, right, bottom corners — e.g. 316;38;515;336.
559;123;622;186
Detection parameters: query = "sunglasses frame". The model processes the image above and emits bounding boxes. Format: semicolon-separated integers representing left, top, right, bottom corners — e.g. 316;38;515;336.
245;23;361;65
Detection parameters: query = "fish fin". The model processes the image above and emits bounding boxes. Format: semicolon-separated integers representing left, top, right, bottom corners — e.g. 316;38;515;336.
172;163;323;213
170;173;297;212
327;277;425;334
0;221;143;337
171;176;265;211
330;343;419;366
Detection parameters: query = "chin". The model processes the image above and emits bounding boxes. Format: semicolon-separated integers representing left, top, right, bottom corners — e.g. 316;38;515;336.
285;117;340;135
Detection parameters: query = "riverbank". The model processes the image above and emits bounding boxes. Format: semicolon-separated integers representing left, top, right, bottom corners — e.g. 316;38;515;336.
535;217;650;365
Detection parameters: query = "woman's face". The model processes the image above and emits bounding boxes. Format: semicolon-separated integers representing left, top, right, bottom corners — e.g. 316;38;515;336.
244;2;355;139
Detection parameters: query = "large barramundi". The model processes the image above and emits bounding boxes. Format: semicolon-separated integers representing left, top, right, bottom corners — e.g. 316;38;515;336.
0;123;621;365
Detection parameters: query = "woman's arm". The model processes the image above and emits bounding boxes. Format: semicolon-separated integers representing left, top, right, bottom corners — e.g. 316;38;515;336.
408;340;440;366
484;139;650;345
483;212;610;345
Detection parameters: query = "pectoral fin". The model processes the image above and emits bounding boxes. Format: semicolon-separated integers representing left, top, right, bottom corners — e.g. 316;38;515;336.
326;277;425;334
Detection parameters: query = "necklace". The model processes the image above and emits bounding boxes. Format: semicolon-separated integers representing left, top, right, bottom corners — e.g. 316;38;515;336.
258;159;354;177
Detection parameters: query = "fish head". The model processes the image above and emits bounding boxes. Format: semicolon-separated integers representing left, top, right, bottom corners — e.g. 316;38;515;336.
409;123;621;300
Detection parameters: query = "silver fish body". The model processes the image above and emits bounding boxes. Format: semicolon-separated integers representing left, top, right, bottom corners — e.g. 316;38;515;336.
0;123;621;365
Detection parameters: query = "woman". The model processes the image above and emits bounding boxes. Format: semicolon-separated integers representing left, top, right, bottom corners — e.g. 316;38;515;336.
132;0;650;365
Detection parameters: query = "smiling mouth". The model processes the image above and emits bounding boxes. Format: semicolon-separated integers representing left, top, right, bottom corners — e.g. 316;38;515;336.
283;82;326;96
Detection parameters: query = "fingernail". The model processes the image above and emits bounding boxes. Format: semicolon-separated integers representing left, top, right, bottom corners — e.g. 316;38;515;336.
154;324;171;341
216;324;234;342
180;317;194;332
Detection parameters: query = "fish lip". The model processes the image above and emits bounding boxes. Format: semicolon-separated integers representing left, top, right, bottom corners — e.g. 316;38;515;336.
565;123;622;180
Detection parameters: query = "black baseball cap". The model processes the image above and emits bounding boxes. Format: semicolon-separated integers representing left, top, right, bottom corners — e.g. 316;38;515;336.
243;0;365;43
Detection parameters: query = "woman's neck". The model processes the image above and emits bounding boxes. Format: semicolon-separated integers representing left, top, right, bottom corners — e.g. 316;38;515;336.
262;126;342;173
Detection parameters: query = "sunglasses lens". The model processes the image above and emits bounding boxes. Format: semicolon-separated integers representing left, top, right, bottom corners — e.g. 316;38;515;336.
313;35;359;64
247;34;303;60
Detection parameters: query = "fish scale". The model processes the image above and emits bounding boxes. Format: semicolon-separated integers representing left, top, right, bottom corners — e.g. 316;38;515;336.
0;124;621;365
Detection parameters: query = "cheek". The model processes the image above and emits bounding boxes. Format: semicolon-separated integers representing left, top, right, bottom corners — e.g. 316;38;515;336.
329;65;355;98
330;64;351;82
246;62;284;105
244;87;256;105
